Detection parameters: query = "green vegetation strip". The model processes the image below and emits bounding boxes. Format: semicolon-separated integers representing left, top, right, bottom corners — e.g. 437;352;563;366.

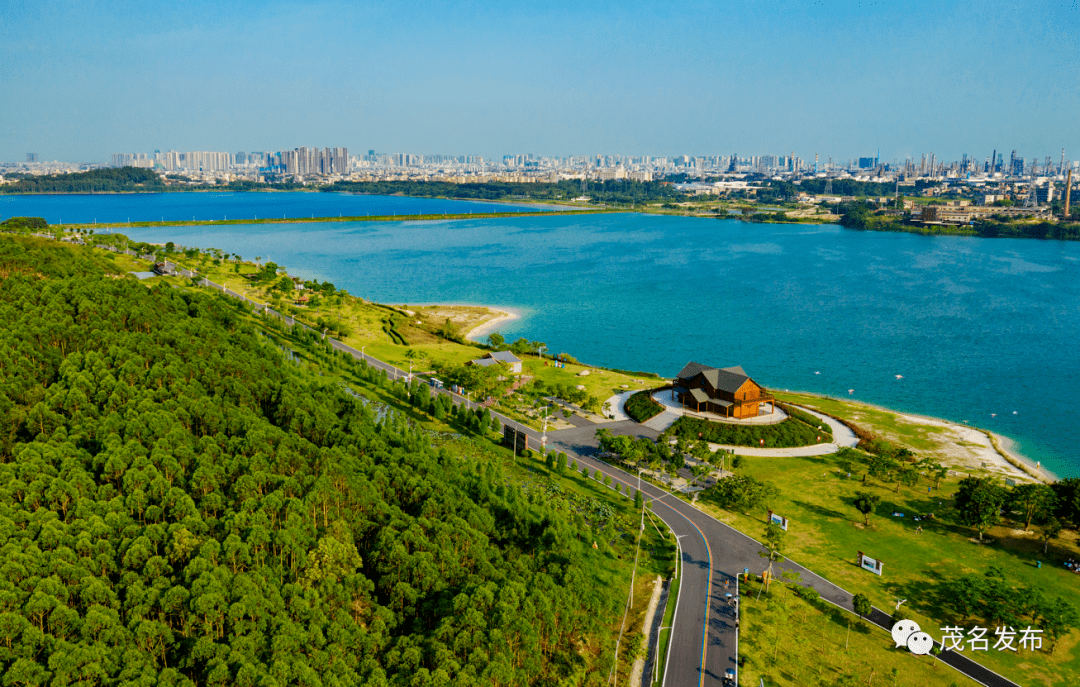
56;208;612;230
669;414;827;448
624;389;665;422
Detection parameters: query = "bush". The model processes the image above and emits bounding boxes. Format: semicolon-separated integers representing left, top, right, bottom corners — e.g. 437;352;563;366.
670;415;822;448
776;402;832;438
624;390;664;422
707;475;779;513
0;216;48;232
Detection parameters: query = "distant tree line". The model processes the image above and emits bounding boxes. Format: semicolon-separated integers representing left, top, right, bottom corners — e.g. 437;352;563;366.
324;179;687;205
0;167;165;194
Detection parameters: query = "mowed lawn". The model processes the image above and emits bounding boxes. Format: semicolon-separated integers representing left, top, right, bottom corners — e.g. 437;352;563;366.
697;450;1080;687
739;576;964;687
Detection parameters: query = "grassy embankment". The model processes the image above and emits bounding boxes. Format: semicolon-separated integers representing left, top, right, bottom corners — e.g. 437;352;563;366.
738;574;964;687
93;242;662;433
58;207;612;231
696;391;1080;687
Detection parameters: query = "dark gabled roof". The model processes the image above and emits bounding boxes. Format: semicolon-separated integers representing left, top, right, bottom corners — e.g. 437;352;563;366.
701;367;751;394
707;398;733;408
469;358;501;367
676;361;714;380
677;361;755;394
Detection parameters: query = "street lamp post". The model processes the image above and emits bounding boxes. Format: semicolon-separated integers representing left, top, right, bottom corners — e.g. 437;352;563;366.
540;403;551;451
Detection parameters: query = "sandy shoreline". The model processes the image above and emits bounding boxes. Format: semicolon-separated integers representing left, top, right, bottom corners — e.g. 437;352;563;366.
776;390;1054;484
465;307;522;342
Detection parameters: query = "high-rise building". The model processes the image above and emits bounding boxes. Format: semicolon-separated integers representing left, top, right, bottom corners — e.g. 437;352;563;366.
26;153;37;163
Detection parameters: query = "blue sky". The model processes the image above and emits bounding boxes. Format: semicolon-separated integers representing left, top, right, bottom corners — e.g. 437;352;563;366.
3;0;1078;163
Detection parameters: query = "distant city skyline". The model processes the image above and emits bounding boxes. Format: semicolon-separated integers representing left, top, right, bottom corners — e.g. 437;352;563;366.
3;0;1078;163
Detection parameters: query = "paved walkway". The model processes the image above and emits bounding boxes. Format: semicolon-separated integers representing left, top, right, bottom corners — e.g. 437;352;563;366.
603;390;634;422
641;409;680;432
801;406;860;448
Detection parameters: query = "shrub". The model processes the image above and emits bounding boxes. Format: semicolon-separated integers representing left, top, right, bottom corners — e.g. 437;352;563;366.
624;390;664;422
0;216;48;232
670;415;821;448
776;402;832;438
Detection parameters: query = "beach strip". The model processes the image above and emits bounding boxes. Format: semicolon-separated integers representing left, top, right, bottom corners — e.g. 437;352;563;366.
466;307;522;342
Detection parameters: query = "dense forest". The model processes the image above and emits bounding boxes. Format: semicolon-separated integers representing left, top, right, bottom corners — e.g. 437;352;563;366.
0;168;165;194
0;235;627;685
324;179;685;205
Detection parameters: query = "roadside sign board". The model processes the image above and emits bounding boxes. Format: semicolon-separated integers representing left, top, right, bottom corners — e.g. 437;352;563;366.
857;551;884;576
767;510;789;531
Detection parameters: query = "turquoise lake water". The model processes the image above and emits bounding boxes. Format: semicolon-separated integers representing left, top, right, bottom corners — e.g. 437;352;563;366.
7;195;1077;477
0;191;548;225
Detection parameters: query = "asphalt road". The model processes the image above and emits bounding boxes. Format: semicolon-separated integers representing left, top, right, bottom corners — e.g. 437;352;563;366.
165;260;1022;687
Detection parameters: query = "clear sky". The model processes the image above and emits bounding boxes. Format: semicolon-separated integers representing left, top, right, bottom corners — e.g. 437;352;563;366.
3;0;1078;164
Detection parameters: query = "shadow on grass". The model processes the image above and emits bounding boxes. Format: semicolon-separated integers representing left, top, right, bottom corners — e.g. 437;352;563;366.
791;499;849;521
882;569;967;626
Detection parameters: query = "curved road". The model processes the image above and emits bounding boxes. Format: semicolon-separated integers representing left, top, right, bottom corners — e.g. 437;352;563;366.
167;260;1021;687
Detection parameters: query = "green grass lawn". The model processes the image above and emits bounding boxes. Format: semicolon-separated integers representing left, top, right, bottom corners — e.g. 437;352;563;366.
774;391;948;453
697;447;1080;686
739;575;967;687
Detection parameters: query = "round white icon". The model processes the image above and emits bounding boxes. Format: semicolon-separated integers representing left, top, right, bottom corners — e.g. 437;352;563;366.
891;619;920;648
906;631;934;655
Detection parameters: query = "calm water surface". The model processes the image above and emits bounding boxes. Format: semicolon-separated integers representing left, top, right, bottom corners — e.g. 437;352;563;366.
0;191;548;225
34;204;1078;477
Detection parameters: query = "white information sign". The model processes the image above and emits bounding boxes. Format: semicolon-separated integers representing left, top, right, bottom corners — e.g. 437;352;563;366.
858;551;884;576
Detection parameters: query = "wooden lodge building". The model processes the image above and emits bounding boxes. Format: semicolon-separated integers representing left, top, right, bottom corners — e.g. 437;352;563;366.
673;362;775;419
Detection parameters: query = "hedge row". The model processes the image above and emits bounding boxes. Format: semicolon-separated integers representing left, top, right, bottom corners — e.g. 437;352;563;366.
777;402;833;438
669;415;825;448
624;389;665;422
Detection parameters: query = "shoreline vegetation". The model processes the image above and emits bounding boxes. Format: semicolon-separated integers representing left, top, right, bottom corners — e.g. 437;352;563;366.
48;208;616;231
772;390;1052;484
0;215;1058;483
3;168;1079;243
